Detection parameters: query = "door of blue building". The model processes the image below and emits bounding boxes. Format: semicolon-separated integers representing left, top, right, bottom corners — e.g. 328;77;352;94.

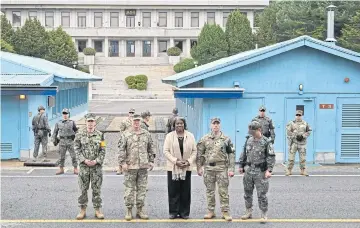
336;98;360;163
235;98;264;160
109;41;119;57
284;98;315;163
1;96;20;159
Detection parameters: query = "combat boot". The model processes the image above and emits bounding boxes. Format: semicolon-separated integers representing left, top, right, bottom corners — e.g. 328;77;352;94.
56;167;64;175
240;208;252;220
73;167;79;175
260;211;268;223
95;209;104;219
125;208;132;221
300;169;309;176
285;169;292;176
204;211;216;219
222;211;232;221
76;207;86;220
136;207;149;220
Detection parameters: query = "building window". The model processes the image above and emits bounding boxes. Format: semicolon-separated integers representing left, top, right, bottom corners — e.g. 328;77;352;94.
191;12;199;27
190;40;197;49
78;12;86;28
109;40;119;57
126;16;135;27
12;11;21;27
126;40;135;57
223;12;230;27
175;12;183;27
142;12;151;27
241;12;248;17
159;41;167;53
158;12;167;27
143;41;151;57
45;11;54;27
61;12;70;27
78;40;87;52
110;12;119;27
29;11;37;20
296;105;305;116
94;12;103;27
175;40;183;52
94;40;103;52
207;12;215;25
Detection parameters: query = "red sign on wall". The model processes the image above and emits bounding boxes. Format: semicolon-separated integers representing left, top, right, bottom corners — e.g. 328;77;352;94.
319;104;334;109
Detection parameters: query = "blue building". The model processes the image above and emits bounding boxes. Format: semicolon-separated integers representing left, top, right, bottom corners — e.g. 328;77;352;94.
1;51;102;160
162;36;360;164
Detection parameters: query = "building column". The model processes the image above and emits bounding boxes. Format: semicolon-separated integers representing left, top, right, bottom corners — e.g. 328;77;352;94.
121;40;126;57
87;38;92;48
170;38;174;48
104;37;109;57
186;38;191;57
135;40;141;57
153;37;158;57
88;82;93;100
247;11;254;29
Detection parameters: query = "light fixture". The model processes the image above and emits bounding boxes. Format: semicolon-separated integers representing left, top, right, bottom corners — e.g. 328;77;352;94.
233;81;240;88
193;60;198;67
19;95;26;100
299;84;303;91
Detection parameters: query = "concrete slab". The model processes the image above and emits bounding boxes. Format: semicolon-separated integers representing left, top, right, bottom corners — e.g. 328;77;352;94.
23;159;57;167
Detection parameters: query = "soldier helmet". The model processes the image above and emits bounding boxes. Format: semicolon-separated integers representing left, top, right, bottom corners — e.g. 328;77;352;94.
172;108;178;114
62;108;69;114
249;121;261;130
133;114;142;121
296;110;303;116
211;117;221;124
85;113;96;121
38;105;45;111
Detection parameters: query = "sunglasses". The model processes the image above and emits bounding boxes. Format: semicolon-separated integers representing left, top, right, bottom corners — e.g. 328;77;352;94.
260;110;265;112
87;120;95;122
296;114;302;116
129;112;134;114
62;112;68;115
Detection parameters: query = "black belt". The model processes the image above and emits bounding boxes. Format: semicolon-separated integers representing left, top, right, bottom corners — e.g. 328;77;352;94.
208;161;226;167
60;136;74;139
246;162;263;168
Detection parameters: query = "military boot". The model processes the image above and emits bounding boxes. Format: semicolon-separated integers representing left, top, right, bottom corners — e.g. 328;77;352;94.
76;207;86;220
73;167;79;175
240;208;252;220
222;211;232;221
204;211;216;219
125;208;132;221
260;211;268;223
56;167;64;175
95;209;104;219
136;207;149;220
285;169;292;176
300;169;309;176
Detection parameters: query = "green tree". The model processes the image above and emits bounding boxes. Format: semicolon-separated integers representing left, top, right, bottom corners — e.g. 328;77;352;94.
0;15;15;46
0;39;15;53
45;27;78;67
225;10;254;55
255;6;278;48
191;23;228;65
13;18;49;58
338;11;360;52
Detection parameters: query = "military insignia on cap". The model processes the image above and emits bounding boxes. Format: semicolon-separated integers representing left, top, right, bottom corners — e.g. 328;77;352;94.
85;113;96;120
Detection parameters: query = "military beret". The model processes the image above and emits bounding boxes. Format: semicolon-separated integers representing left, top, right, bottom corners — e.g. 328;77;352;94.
62;108;69;114
85;113;96;121
211;117;221;123
296;110;303;115
133;114;141;121
249;121;261;130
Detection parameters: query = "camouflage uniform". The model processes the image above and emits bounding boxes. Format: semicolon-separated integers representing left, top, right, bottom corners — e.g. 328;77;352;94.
252;106;276;143
239;121;276;221
196;119;235;220
118;114;155;220
52;108;78;173
166;108;178;133
32;105;51;160
74;113;106;219
286;110;312;175
140;111;156;159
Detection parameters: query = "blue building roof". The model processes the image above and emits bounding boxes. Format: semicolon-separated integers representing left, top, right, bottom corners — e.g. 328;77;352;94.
0;51;102;84
1;74;53;86
162;35;360;87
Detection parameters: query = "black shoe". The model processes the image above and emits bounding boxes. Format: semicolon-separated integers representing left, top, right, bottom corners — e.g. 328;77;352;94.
169;214;177;219
180;215;189;219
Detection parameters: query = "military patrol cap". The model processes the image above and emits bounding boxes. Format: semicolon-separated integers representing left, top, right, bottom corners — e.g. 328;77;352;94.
38;105;45;111
249;121;262;130
62;108;69;114
259;105;266;111
141;110;151;118
296;110;303;115
129;108;135;113
85;113;96;121
133;114;142;121
172;108;178;114
211;117;221;124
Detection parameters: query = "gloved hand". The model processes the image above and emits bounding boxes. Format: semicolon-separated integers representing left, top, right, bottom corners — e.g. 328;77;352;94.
296;135;304;141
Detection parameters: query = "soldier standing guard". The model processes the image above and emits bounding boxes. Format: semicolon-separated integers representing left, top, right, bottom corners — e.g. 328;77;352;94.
166;108;178;133
285;110;312;176
32;105;51;161
140;110;151;131
52;108;79;175
196;117;235;221
74;113;106;220
116;108;135;175
239;121;275;223
252;105;276;143
118;114;154;221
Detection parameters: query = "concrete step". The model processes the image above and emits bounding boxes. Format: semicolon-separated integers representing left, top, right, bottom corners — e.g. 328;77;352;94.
95;56;170;65
92;92;173;99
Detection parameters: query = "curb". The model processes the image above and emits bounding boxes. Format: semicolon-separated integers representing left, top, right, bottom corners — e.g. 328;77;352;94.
90;112;172;116
90;99;175;102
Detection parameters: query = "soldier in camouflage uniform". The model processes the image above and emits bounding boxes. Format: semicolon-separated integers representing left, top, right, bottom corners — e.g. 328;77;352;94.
166;108;178;133
117;108;135;175
252;105;276;143
239;121;275;223
52;108;79;175
32;105;51;161
74;113;106;220
285;110;312;176
196;117;235;221
141;110;157;161
118;114;155;221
